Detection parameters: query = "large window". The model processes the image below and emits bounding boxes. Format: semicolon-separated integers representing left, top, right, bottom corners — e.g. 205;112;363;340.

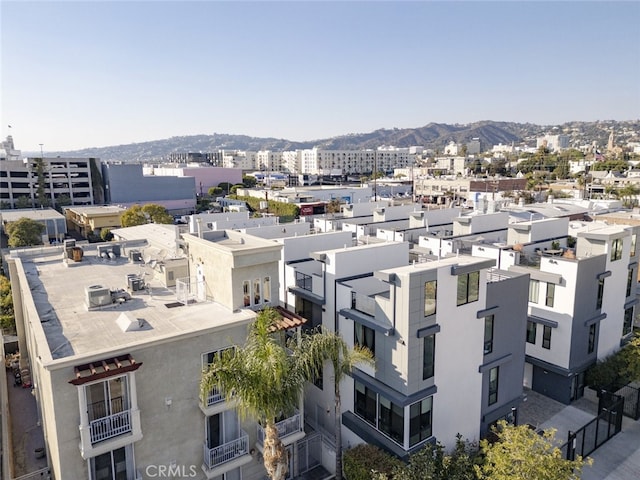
424;280;437;316
597;278;605;310
488;367;499;406
457;271;480;306
623;308;634;337
632;234;637;257
627;269;634;298
588;324;596;354
545;283;555;307
354;381;377;426
90;446;131;480
355;380;433;448
484;315;494;355
253;278;261;305
409;397;433;447
202;347;235;370
528;279;540;303
378;395;404;444
526;321;537;344
542;326;552;349
355;323;375;355
611;238;623;261
422;334;435;380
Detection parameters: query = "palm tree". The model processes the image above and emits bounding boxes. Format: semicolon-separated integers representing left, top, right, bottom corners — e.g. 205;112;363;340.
200;308;309;480
300;328;375;480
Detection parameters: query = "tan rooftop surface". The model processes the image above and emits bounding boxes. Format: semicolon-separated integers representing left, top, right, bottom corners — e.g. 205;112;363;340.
22;250;254;361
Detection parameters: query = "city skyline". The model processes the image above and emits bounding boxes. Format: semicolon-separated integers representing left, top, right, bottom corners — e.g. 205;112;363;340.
2;0;639;152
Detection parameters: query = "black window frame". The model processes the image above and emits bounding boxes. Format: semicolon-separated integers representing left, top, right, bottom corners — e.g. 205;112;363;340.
526;321;537;344
409;397;433;447
542;325;552;349
355;322;375;355
623;307;634;337
545;282;555;307
424;280;437;317
422;334;435;380
483;314;494;355
597;278;605;310
588;323;596;354
627;268;634;298
488;366;499;406
456;271;480;306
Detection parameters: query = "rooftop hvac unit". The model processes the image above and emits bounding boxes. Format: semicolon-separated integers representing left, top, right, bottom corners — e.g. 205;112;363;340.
127;274;145;292
97;244;121;259
63;239;76;249
85;285;112;308
129;249;143;263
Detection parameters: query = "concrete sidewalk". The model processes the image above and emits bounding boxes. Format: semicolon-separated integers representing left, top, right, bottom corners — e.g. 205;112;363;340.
581;415;640;480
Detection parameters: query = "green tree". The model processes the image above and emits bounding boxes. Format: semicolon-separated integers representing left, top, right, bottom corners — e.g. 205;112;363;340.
299;329;374;480
326;198;342;217
208;186;223;197
121;204;173;227
618;184;640;208
390;435;478;480
242;175;257;188
55;193;72;209
15;196;31;209
475;421;592;480
218;182;233;194
5;217;46;247
35;158;50;207
200;308;313;480
0;275;15;333
100;228;114;242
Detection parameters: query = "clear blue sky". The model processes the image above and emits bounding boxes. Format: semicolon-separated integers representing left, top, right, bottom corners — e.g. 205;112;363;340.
2;0;639;152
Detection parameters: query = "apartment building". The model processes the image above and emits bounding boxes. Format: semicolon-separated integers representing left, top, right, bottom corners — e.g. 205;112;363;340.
282;240;527;458
473;218;639;404
6;228;318;480
0;152;95;208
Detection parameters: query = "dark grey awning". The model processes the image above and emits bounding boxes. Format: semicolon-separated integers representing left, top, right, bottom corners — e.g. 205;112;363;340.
340;308;393;335
352;368;437;407
287;286;325;305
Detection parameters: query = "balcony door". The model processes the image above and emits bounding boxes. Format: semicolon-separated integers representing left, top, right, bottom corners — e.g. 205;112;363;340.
90;445;134;480
86;376;129;421
207;410;239;448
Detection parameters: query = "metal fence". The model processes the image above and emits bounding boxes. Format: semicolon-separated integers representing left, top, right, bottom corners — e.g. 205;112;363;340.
614;383;640;420
561;392;623;461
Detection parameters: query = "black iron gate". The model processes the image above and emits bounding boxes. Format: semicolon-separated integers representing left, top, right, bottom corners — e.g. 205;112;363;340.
563;392;623;460
615;384;640;420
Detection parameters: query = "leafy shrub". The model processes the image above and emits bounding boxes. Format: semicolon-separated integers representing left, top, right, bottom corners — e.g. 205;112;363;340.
343;444;402;480
586;334;640;389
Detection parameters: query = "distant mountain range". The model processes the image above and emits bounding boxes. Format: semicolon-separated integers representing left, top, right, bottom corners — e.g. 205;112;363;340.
44;120;639;163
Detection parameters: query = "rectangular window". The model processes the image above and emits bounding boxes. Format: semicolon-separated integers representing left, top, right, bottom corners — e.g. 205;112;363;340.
627;269;634;298
243;280;250;307
588;324;596;354
354;381;377;426
355;323;375;355
263;276;271;303
90;445;130;480
528;279;540;303
484;315;494;355
409;397;433;447
488;367;499;405
202;347;235;369
456;271;480;306
545;283;555;307
422;334;435;380
526;321;537;344
597;278;605;309
542;325;552;349
632;234;637;257
611;238;623;261
253;278;261;305
424;280;437;316
378;395;404;444
623;308;634;337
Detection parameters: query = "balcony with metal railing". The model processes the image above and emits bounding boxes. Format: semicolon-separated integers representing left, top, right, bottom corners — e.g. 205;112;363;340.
202;430;250;470
257;410;304;447
199;386;234;415
89;410;132;444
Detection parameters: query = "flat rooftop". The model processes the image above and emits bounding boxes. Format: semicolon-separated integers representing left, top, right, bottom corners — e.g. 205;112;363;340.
18;249;254;361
